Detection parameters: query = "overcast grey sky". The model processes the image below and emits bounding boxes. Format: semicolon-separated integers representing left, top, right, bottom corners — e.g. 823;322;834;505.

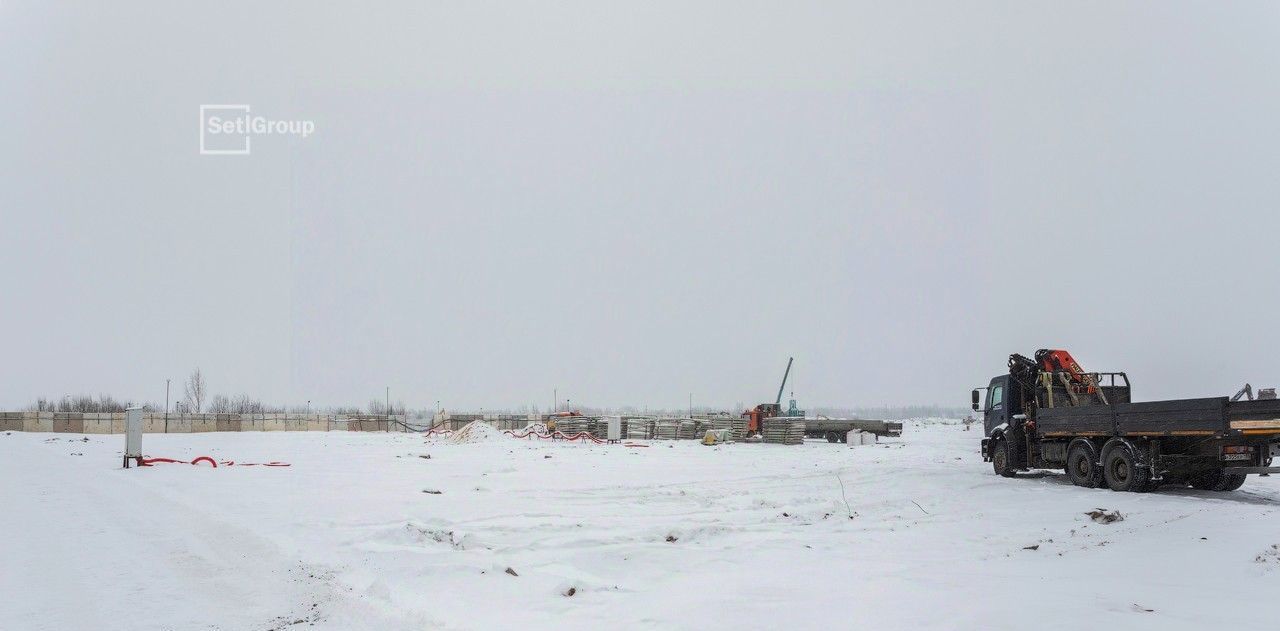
2;2;1278;411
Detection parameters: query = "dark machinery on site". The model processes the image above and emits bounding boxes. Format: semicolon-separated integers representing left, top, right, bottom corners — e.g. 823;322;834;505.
742;357;904;441
743;357;794;435
1232;383;1278;402
974;349;1280;492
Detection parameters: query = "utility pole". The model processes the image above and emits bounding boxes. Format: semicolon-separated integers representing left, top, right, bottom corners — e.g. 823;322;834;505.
554;388;557;413
689;393;692;418
165;379;170;433
385;386;390;421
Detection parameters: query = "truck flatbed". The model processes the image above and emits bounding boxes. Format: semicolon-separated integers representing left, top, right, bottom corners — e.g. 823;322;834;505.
1037;397;1280;438
801;418;904;442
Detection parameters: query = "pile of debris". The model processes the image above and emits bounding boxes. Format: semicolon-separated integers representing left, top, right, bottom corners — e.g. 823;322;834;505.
447;421;506;444
763;417;806;445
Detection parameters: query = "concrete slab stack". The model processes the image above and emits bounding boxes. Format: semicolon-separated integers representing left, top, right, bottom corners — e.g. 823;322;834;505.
762;417;806;445
676;418;702;440
653;418;680;440
624;416;655;439
554;416;592;436
700;416;747;442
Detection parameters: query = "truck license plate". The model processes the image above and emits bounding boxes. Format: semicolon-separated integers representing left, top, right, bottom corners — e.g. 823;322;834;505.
1222;453;1251;461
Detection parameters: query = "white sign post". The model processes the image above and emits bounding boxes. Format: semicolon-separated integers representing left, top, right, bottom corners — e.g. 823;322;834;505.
123;407;143;468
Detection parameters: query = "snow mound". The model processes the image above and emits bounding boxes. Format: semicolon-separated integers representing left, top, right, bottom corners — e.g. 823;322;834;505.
448;421;507;444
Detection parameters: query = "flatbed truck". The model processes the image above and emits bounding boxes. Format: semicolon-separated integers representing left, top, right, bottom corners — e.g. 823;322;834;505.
974;350;1280;492
803;418;904;442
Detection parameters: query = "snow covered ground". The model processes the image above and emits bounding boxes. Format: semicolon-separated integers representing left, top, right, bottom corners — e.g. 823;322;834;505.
3;420;1278;630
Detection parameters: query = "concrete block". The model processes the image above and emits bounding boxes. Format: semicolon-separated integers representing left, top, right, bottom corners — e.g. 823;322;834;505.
216;419;243;432
82;418;113;434
23;412;53;433
846;430;877;446
189;418;216;433
52;415;85;433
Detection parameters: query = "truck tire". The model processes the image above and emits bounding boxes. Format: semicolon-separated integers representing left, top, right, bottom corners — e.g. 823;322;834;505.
825;431;840;443
1102;444;1150;492
1066;442;1102;488
1190;470;1218;490
991;438;1017;477
1211;472;1247;491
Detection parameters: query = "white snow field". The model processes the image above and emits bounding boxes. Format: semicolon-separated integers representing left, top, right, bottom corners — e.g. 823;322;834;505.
3;421;1278;630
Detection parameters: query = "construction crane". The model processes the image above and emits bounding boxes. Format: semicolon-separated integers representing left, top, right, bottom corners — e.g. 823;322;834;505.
1233;383;1278;401
743;357;793;435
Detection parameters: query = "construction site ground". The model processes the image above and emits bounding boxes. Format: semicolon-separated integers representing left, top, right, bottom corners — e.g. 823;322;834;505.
3;420;1278;630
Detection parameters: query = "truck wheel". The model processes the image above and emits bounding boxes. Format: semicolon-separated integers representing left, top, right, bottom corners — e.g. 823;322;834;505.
1102;445;1150;492
1189;470;1224;490
991;439;1016;477
1066;443;1102;488
1215;472;1247;491
825;431;840;443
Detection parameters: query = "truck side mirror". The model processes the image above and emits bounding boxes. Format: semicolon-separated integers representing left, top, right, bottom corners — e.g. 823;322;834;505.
971;389;980;411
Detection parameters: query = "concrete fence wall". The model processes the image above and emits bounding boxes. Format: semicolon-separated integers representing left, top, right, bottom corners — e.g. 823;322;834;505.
431;413;539;431
0;411;403;434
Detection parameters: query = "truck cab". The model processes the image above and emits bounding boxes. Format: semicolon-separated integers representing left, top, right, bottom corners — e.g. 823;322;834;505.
973;375;1025;437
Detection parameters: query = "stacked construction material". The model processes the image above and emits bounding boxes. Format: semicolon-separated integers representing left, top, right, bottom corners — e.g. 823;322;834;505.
701;416;747;442
676;418;702;440
624;417;654;440
653;418;680;440
582;416;624;439
554;416;592;436
762;416;806;445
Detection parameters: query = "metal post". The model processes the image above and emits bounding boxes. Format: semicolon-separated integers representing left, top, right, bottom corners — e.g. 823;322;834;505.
165;379;170;433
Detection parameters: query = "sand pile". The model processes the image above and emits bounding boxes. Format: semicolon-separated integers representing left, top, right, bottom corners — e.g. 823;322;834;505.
448;421;507;444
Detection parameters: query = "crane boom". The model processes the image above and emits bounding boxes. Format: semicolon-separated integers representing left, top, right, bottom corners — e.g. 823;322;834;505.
775;357;793;407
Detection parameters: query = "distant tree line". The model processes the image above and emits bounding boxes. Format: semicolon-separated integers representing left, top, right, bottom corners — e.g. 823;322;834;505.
25;367;409;416
22;368;967;419
29;395;158;413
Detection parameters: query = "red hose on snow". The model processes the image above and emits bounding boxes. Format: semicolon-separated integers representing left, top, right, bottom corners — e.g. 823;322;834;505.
138;455;291;467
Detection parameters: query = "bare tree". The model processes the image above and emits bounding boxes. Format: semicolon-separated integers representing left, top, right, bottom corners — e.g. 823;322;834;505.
184;368;207;413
